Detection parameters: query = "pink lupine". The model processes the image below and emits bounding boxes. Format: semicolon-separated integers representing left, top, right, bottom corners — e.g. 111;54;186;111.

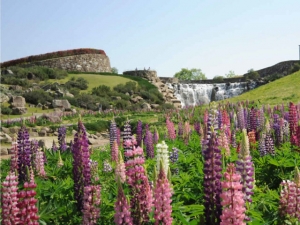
114;184;133;225
219;127;230;157
35;149;46;177
289;102;298;146
17;178;39;224
220;163;246;225
1;171;20;224
153;161;173;225
82;185;101;225
111;140;119;162
115;151;126;183
183;121;191;144
166;116;176;140
10;137;18;171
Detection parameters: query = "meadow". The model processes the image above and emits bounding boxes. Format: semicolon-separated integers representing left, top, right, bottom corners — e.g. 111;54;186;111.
1;100;300;225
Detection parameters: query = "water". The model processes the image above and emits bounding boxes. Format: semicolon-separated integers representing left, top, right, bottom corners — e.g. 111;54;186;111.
167;81;257;108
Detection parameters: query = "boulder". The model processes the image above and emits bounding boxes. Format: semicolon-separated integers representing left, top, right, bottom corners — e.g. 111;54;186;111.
11;96;26;108
12;107;27;115
2;69;14;75
38;130;47;137
38;139;46;148
1;148;8;155
112;96;122;100
9;85;22;91
40;114;62;123
0;94;9;103
142;103;151;110
52;99;71;110
151;104;160;109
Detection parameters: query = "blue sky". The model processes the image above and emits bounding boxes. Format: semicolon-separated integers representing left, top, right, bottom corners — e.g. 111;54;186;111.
1;0;300;78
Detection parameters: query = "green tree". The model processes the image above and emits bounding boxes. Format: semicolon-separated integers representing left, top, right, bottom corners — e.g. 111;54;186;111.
174;68;207;80
225;70;236;78
111;67;118;74
246;69;260;80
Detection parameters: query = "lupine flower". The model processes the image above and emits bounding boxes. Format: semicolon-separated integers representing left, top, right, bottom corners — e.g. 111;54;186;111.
219;127;230;157
220;163;246;225
72;119;91;210
265;133;275;155
82;185;101;225
177;121;183;137
248;130;256;146
1;171;20;224
289;102;299;146
52;140;58;151
202;102;222;224
17;126;32;183
153;127;159;144
230;129;237;148
116;127;121;146
136;120;143;147
10;137;18;172
237;106;246;130
103;160;113;173
156;141;170;177
89;159;99;182
111;140;119;162
166;117;176;140
110;119;117;150
249;107;257;134
236;129;254;221
115;151;126;183
58;126;68;152
145;129;154;158
17;177;39;224
259;132;267;156
183;121;191;144
114;184;133;225
123;120;133;161
170;147;179;175
153;161;173;225
194;121;201;135
124;145;152;224
35;149;46;177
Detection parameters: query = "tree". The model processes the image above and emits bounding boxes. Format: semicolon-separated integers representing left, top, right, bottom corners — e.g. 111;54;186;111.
111;67;118;74
246;69;260;80
225;70;236;78
213;75;224;82
174;68;207;80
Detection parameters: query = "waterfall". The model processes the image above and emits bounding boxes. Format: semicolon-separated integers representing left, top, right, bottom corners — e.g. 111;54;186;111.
166;81;257;108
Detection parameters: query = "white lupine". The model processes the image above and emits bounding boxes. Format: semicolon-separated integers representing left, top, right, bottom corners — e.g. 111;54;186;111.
156;141;169;177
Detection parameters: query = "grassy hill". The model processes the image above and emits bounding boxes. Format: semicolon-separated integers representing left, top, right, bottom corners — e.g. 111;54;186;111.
223;70;300;106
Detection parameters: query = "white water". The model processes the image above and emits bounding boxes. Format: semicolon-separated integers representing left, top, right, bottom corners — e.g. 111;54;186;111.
167;81;256;108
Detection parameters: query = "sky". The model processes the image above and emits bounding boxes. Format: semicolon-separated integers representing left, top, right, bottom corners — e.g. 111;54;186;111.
1;0;300;79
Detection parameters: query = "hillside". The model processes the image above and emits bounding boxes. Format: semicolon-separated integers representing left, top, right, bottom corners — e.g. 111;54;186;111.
223;70;300;106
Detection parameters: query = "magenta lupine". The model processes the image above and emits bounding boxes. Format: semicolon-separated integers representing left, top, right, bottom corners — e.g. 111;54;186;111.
177;121;183;137
145;129;154;158
194;121;201;135
1;171;20;224
237;106;246;130
221;109;231;139
166;116;176;140
220;163;246;225
116;127;121;146
249;107;258;134
136;120;143;147
10;137;18;171
124;145;152;224
111;140;119;162
153;127;159;144
153;162;173;225
82;185;101;225
219;127;230;157
58;126;68;152
115;151;126;183
110;119;117;151
35;149;46;177
17;126;32;183
183;121;191;145
72;119;91;210
289;102;298;146
202;103;222;225
17;178;39;224
114;184;133;225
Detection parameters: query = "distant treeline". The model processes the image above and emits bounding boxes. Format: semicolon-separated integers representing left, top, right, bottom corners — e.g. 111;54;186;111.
1;48;106;68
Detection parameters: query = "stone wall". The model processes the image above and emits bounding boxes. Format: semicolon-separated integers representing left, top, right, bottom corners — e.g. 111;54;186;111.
16;54;111;73
160;76;246;84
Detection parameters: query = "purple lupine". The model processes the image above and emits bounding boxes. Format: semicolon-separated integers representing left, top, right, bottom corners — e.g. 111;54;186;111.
124;145;152;224
166;117;176;140
52;140;58;151
236;129;254;221
170;147;179;175
114;184;133;225
110;119;117;151
82;185;101;225
103;160;113;173
153;161;173;225
177;121;183;137
237;106;246;130
230;129;237;148
116;127;121;146
265;133;275;155
1;171;20;224
218;109;223;129
220;163;246;225
249;107;257;134
17;126;32;183
58;126;68;152
289;102;298;146
273;114;282;146
123;120;133;161
136;120;143;147
72;119;91;210
111;140;119;162
153;127;159;144
145;129;154;158
202;102;222;225
259;132;267;156
10;138;18;172
194;121;201;135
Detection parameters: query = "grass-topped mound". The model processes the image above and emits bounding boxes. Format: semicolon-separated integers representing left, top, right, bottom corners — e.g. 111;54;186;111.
1;48;106;68
223;70;300;106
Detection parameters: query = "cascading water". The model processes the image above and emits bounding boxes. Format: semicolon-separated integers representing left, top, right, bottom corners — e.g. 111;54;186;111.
167;81;257;108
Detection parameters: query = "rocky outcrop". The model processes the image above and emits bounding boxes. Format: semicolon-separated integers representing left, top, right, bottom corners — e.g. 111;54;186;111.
52;99;71;111
10;96;27;114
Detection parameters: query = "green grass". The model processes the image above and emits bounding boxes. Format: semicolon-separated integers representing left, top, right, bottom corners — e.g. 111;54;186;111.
46;73;135;92
223;70;300;106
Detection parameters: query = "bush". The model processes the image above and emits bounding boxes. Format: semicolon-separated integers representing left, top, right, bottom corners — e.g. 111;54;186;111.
65;77;88;90
289;63;300;74
114;99;130;110
213;75;224;82
84;120;110;132
75;94;101;111
0;76;29;86
92;85;111;97
113;81;137;94
23;90;54;105
1;106;12;115
245;69;260;80
68;88;81;96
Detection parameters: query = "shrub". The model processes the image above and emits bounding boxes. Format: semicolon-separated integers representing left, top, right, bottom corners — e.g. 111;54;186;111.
245;69;260;80
1;106;12;115
113;81;137;94
289;63;300;74
92;85;111;97
213;75;224;82
75;94;101;111
111;67;118;74
114;100;130;110
84;120;110;132
68;88;81;96
23;90;54;105
65;77;88;90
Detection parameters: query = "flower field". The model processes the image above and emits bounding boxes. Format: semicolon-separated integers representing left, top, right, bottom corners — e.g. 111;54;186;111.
1;101;300;224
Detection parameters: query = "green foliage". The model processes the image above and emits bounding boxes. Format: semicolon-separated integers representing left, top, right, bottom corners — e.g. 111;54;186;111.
91;85;111;97
246;68;260;80
1;106;12;115
225;70;236;78
289;62;300;74
113;81;137;94
213;75;224;82
111;67;118;74
75;94;101;110
23;90;54;105
65;77;89;90
174;68;207;80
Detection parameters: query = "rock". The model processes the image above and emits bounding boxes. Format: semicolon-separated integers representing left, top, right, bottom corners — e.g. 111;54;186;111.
12;107;27;115
2;69;14;75
100;132;109;139
142;103;151;110
10;96;26;108
40;114;62;123
71;108;77;113
65;92;74;98
53;131;58;136
9;127;19;134
36;103;43;108
131;96;143;103
38;140;46;148
42;105;49;110
30;132;39;137
151;104;160;109
52;99;71;110
1;127;10;133
91;134;98;139
0;94;9;103
112;96;122;100
1;148;8;155
38;130;47;137
88;138;98;145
